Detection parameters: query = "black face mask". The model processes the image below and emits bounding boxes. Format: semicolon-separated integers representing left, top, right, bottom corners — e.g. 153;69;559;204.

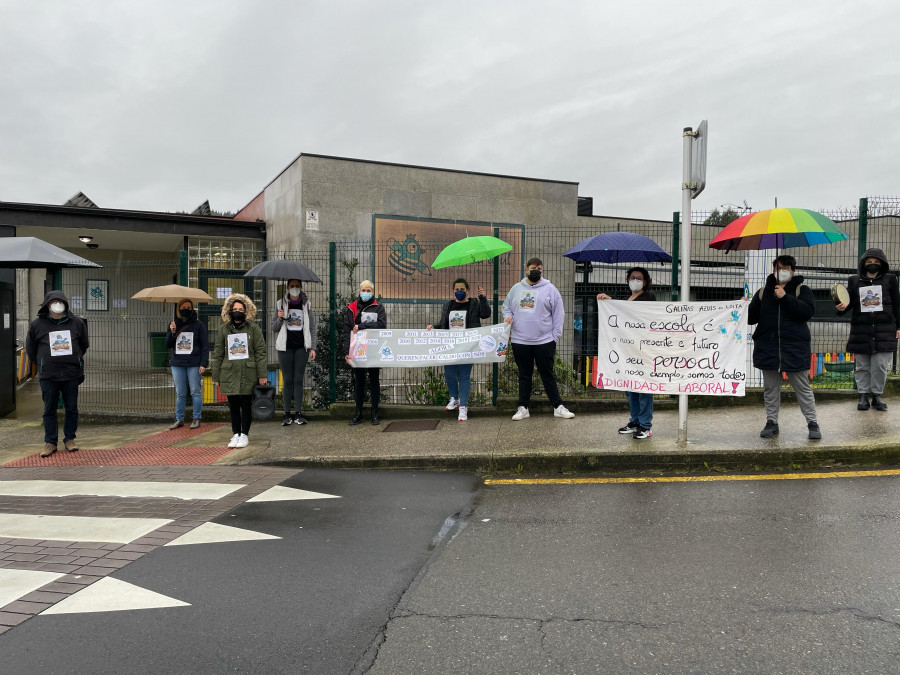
865;263;881;274
527;269;541;282
230;311;246;323
179;309;193;319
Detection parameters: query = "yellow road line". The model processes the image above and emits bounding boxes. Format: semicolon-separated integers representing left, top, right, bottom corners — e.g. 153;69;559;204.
485;468;900;486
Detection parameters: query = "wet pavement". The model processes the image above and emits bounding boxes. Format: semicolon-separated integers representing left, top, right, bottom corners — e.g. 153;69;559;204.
3;378;900;474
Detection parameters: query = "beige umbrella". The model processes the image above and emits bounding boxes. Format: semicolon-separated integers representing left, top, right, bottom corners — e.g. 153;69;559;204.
131;284;213;303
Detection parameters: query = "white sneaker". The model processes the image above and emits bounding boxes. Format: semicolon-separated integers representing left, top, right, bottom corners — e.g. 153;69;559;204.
458;406;468;421
235;433;249;448
445;397;459;411
227;434;240;448
511;406;530;421
554;405;575;419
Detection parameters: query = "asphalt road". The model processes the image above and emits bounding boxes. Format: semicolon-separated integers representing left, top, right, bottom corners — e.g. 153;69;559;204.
370;470;900;674
1;469;480;674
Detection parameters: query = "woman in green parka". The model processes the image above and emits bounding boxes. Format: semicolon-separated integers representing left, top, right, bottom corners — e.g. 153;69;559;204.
211;293;268;449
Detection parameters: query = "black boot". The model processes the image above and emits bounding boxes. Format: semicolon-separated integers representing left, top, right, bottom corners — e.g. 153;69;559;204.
858;393;870;411
872;394;888;411
349;408;364;426
371;408;380;425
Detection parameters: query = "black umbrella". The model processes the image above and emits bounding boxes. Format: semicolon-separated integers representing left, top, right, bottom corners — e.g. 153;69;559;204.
243;259;322;283
0;237;101;269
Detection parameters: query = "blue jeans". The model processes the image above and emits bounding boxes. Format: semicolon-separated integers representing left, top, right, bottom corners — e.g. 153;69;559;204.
40;378;80;444
444;364;473;406
626;391;653;429
171;366;203;421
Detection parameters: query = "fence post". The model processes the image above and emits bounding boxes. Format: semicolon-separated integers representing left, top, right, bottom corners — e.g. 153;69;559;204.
492;226;500;406
328;242;337;405
671;212;680;301
178;250;187;286
858;197;868;260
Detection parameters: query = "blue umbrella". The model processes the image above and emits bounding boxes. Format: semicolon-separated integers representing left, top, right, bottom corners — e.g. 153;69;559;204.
563;231;672;263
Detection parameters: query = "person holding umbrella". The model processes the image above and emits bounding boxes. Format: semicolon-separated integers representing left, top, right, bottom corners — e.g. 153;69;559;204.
835;248;900;411
165;299;209;430
502;257;575;421
272;279;317;426
210;294;268;449
597;266;656;439
748;255;821;440
26;291;89;458
343;280;386;425
426;278;491;421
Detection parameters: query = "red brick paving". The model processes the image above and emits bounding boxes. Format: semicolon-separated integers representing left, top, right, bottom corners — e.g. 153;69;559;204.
3;423;231;467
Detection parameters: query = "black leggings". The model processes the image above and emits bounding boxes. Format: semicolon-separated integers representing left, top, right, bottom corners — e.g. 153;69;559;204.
227;395;253;435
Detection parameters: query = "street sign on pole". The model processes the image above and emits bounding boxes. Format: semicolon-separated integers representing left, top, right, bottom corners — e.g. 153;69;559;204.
691;120;708;199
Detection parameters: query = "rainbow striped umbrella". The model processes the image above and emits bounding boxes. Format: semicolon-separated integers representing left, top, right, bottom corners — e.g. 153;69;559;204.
708;208;849;252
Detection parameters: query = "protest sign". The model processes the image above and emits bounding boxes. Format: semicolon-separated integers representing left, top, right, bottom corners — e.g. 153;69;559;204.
596;299;748;396
348;323;511;368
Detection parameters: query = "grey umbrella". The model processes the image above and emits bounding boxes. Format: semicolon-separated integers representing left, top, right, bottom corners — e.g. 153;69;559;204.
243;259;322;283
0;237;101;268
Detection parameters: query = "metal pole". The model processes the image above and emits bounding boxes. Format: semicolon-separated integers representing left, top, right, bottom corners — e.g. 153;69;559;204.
178;250;188;286
678;127;694;443
671;212;680;302
858;197;868;261
328;242;337;405
492;226;500;406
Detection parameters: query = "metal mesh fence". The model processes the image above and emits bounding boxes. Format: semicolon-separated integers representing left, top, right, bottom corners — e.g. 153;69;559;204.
52;198;900;413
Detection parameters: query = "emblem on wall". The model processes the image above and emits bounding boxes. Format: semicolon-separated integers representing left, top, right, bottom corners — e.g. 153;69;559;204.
386;234;432;282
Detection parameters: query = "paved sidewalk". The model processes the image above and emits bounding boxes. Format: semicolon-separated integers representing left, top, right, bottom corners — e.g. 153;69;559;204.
3;380;900;473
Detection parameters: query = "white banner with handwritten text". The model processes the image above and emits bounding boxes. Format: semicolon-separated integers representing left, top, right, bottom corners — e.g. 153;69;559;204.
596;300;748;396
348;323;511;368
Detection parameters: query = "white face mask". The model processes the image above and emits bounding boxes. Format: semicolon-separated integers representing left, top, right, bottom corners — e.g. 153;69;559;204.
776;269;792;284
49;302;65;314
288;287;301;298
628;279;644;292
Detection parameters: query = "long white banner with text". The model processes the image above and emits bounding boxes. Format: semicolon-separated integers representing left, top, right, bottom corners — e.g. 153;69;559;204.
595;299;748;396
348;323;511;368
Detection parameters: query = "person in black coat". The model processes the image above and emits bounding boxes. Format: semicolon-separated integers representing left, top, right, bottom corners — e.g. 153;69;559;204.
165;298;209;430
342;280;386;426
836;247;900;411
426;277;491;421
25;290;89;458
597;266;657;440
748;255;820;440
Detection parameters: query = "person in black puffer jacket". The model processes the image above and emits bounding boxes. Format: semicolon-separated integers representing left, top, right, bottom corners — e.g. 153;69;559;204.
25;290;89;458
165;298;209;430
342;280;387;426
748;255;820;440
836;248;900;411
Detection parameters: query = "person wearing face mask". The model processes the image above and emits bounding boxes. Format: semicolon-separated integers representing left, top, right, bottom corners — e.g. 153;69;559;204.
836;248;900;411
272;279;317;426
748;255;821;440
210;294;268;449
597;267;656;439
342;280;386;425
165;299;209;430
25;290;89;458
426;278;491;421
502;258;575;421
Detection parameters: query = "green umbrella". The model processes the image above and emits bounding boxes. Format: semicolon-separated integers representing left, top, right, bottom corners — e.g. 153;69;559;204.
431;236;513;269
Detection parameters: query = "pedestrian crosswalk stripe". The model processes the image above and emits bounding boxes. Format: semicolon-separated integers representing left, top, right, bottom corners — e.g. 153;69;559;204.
0;513;171;544
164;522;281;546
246;486;341;502
0;569;65;608
40;577;190;614
0;480;245;500
485;468;900;486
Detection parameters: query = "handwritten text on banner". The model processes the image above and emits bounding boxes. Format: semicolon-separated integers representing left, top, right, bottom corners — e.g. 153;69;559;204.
596;300;748;396
348;323;511;368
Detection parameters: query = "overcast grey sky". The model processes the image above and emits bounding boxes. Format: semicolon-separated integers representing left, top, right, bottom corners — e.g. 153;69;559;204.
1;0;897;220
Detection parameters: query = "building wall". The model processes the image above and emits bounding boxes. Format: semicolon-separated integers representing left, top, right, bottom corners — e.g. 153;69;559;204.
262;154;581;357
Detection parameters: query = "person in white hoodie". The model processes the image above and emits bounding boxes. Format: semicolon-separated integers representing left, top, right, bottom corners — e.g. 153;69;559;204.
502;257;575;420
